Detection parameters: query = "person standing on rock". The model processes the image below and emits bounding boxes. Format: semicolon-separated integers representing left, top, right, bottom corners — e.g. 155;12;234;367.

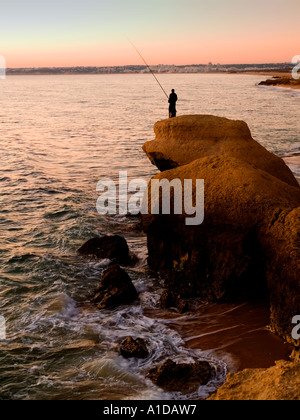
169;89;178;118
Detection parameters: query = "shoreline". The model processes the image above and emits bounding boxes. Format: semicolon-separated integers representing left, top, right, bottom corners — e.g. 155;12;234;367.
145;301;294;374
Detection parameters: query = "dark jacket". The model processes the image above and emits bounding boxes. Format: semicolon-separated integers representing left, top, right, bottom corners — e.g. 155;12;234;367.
169;92;178;105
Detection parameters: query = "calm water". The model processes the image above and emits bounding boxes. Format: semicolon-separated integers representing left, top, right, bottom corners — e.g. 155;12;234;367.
0;74;299;400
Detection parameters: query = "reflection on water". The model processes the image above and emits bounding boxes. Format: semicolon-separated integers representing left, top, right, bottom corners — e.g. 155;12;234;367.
0;74;299;400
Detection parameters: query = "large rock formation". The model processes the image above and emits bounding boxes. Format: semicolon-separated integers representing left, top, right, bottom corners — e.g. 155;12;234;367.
142;115;300;346
143;115;298;188
209;360;300;400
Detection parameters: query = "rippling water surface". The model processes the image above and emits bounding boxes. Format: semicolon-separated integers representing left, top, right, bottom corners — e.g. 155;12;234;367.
0;74;299;400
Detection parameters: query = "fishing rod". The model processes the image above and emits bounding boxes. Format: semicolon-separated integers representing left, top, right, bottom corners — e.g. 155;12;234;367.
127;38;169;100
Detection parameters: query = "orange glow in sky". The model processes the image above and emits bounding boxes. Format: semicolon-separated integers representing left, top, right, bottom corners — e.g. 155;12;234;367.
0;0;299;68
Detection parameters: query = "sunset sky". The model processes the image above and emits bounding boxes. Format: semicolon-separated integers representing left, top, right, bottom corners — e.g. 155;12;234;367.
0;0;299;68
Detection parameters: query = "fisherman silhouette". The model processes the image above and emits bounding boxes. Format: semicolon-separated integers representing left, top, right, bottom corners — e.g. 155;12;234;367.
169;89;178;118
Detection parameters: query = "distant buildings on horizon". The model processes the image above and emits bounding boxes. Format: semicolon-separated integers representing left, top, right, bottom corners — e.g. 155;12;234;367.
6;63;294;75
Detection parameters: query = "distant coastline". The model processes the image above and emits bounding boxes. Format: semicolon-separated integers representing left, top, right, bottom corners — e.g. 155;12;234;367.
5;63;294;76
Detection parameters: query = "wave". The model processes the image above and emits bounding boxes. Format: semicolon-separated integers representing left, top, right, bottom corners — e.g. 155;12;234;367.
0;273;226;400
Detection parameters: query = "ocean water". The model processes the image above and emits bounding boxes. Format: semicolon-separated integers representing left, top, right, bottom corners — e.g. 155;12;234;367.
0;74;299;400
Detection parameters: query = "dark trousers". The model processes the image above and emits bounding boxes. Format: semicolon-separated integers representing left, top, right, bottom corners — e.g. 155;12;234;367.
169;107;176;118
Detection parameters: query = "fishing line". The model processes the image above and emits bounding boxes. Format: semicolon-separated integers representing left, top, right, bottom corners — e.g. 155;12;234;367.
127;37;169;100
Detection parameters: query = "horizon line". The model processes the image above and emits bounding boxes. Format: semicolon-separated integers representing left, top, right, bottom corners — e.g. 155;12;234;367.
5;62;294;71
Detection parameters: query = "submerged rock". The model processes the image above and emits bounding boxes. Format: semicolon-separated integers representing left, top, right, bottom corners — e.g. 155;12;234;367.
92;265;138;309
142;116;300;346
78;235;130;265
143;115;298;188
147;359;211;393
120;337;149;359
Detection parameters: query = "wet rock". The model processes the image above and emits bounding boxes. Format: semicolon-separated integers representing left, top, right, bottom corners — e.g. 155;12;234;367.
160;289;189;314
120;337;149;359
143;115;298;188
92;265;138;309
147;359;211;393
159;289;173;309
78;235;130;265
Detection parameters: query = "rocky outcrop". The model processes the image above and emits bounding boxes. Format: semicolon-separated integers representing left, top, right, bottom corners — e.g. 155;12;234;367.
147;359;211;393
78;235;130;265
120;337;149;359
142;116;300;346
92;265;138;309
209;360;300;400
259;77;300;89
143;115;298;188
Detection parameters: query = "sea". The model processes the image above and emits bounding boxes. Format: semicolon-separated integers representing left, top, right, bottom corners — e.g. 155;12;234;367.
0;74;299;400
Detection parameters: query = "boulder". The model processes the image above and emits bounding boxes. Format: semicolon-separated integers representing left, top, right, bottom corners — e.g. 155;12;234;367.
147;359;211;393
142;153;300;344
120;337;149;359
143;115;299;188
78;235;130;265
92;265;138;309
